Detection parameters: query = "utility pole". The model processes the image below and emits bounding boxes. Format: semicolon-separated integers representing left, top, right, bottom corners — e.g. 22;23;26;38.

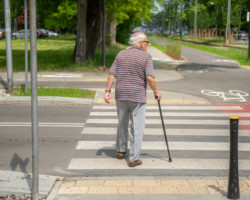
180;0;183;38
4;0;13;93
194;0;197;39
226;0;231;44
239;0;242;32
248;11;250;57
30;0;39;199
102;0;106;72
24;0;28;94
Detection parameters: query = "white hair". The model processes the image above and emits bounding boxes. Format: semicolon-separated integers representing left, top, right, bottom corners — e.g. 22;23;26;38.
129;33;147;45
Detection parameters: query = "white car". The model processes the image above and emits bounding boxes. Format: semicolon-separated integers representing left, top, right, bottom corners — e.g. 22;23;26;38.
48;31;59;37
12;29;30;39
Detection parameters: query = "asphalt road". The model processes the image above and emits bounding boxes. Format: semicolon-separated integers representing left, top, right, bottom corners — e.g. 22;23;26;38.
149;37;250;104
0;105;92;176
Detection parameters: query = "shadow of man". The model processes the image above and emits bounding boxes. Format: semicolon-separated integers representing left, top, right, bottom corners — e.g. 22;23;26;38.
10;153;32;191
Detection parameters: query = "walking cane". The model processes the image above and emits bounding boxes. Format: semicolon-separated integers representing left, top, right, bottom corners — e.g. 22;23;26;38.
156;96;172;162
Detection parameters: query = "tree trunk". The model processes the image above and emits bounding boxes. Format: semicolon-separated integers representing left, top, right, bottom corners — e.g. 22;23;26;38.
74;0;87;64
13;6;18;32
106;18;116;45
110;18;117;45
86;0;102;60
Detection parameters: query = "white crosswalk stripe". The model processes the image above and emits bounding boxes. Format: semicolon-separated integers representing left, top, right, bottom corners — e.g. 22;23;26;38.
86;118;250;125
68;104;250;176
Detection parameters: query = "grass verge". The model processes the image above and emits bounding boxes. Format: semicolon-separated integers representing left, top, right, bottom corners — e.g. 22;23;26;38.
151;35;250;66
14;87;95;99
0;34;126;71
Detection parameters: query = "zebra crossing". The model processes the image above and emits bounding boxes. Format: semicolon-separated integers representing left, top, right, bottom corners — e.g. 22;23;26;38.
67;104;250;177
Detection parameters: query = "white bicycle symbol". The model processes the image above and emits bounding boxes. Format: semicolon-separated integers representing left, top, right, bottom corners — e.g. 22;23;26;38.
201;90;249;102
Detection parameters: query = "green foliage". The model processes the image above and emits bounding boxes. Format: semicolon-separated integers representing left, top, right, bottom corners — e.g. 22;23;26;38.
0;34;126;71
106;0;162;25
162;0;249;31
44;0;77;31
14;87;96;99
108;0;162;44
166;41;182;59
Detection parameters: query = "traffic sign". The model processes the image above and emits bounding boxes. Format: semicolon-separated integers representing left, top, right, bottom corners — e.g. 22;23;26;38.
247;12;250;22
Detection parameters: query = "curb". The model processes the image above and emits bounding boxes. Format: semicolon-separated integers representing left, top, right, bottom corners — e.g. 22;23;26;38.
0;96;94;105
46;178;64;200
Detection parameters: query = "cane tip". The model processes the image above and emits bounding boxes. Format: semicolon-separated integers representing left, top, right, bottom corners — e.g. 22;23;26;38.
169;158;172;162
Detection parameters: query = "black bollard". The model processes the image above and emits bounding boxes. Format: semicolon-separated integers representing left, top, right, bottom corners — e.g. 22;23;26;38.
227;116;240;199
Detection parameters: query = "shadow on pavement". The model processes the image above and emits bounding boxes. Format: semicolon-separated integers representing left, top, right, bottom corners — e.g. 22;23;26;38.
10;153;32;191
208;185;227;196
0;75;7;89
177;63;239;72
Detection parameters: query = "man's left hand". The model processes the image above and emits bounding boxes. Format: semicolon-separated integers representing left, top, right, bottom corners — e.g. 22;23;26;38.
104;93;111;103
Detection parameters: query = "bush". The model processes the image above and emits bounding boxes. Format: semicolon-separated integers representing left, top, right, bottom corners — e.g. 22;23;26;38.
166;42;182;59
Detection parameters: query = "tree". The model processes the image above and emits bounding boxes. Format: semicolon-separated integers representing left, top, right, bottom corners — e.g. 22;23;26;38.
44;0;77;32
17;7;42;29
74;0;87;65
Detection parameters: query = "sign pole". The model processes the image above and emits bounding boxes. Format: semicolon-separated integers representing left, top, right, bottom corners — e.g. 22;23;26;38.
24;0;28;94
102;0;106;72
30;0;39;199
247;12;250;57
4;0;13;93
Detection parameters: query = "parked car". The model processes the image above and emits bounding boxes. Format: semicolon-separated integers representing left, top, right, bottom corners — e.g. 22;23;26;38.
37;29;48;37
233;31;248;40
12;29;30;39
0;28;5;40
48;31;59;37
36;29;43;38
238;31;248;40
12;29;44;39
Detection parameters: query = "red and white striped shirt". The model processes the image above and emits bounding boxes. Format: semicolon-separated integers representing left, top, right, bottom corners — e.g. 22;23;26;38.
110;46;154;103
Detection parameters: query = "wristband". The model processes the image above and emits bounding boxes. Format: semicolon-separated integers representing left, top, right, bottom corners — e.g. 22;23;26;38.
105;90;111;93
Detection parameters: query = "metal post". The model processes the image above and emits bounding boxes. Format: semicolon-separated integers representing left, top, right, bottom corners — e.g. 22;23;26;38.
248;20;250;57
180;0;183;38
194;0;197;39
248;11;250;57
30;0;39;199
226;0;231;44
227;116;240;199
102;0;106;72
4;0;13;93
24;0;28;94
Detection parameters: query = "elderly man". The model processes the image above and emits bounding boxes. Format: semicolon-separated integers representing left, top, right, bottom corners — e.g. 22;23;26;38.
104;32;161;167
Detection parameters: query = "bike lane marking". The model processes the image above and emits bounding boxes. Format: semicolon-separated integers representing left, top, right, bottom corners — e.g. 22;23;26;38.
214;104;250;130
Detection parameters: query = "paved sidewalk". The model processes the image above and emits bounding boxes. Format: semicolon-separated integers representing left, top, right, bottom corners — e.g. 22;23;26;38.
53;176;250;200
0;170;62;199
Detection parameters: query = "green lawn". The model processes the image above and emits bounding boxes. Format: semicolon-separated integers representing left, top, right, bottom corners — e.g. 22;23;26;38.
151;35;250;66
0;34;126;71
14;87;96;99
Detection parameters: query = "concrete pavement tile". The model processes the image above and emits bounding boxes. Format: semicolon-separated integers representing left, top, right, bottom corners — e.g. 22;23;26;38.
58;187;89;194
118;186;149;194
58;181;77;192
75;180;104;187
54;194;134;200
104;180;132;187
161;180;190;187
88;186;118;194
240;180;250;193
188;180;220;188
245;180;250;186
132;180;161;187
148;186;178;194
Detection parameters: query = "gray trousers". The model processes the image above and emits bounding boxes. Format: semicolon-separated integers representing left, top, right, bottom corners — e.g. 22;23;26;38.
116;100;146;161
